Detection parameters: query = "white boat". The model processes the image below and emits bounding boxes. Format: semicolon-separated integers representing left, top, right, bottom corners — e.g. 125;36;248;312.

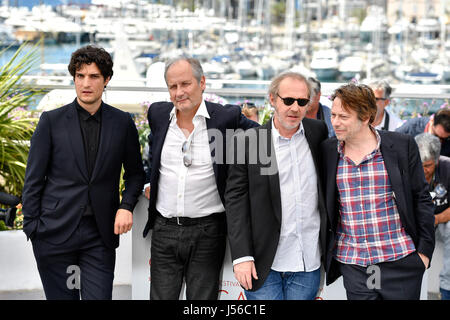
35;63;72;86
233;60;257;78
202;61;227;80
404;70;443;84
0;23;21;48
310;49;339;81
108;24;146;87
339;56;366;80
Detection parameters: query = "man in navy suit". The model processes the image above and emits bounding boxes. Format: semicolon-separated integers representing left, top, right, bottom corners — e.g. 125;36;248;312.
22;45;145;300
143;57;258;299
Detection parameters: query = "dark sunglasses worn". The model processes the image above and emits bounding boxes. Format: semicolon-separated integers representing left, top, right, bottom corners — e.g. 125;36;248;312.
277;94;309;107
375;97;388;101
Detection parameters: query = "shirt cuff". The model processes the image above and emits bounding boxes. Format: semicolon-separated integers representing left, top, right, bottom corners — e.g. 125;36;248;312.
233;256;255;266
143;183;150;192
119;202;134;212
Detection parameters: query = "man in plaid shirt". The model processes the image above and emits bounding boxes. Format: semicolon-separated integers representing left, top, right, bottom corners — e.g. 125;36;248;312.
321;83;435;299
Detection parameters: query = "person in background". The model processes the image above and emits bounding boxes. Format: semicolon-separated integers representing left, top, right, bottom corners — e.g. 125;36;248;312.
415;133;450;300
368;79;403;131
306;77;334;137
241;102;259;123
396;108;450;157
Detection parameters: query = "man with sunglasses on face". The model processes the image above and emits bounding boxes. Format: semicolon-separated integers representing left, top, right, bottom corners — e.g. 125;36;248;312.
143;57;258;300
225;72;328;300
396;108;450;157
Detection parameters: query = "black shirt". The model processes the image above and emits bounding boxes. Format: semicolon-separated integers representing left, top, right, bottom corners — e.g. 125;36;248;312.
75;100;134;215
76;101;101;216
76;101;101;178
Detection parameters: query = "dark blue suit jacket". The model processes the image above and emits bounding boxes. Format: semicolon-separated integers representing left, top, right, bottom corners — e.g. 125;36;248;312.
321;130;435;285
143;100;259;237
22;100;145;249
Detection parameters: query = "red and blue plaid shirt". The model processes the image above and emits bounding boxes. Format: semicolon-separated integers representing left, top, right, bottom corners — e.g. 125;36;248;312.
334;130;416;266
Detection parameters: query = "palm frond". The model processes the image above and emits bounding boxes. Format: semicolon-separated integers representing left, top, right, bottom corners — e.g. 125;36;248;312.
0;42;42;196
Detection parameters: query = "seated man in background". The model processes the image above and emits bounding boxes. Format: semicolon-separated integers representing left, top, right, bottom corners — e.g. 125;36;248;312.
415;133;450;300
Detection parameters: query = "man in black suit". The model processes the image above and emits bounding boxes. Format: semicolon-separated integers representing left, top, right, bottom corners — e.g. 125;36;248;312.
321;83;435;299
22;45;145;300
225;72;329;300
143;57;258;300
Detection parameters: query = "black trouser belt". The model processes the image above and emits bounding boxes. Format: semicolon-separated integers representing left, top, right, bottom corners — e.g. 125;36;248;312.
156;211;224;226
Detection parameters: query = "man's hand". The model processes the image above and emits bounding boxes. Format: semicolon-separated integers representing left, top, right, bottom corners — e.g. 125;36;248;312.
418;252;430;269
234;261;258;290
144;186;150;200
114;209;133;235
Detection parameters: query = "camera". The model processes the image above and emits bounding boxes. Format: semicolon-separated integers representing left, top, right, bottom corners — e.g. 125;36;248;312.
0;192;20;228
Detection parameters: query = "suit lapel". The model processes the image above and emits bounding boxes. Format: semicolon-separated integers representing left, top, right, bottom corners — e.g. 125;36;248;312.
153;104;173;172
379;131;406;212
65;102;89;182
326;139;339;227
262;121;282;226
303;119;321;172
90;103;116;181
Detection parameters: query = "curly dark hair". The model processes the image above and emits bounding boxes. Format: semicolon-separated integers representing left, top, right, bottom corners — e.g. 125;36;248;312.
68;45;113;80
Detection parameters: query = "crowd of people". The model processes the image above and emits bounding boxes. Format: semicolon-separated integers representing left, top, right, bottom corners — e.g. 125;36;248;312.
20;45;450;300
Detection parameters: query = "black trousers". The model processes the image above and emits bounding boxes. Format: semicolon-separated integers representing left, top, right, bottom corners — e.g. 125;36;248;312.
150;213;227;300
338;252;426;300
31;215;116;300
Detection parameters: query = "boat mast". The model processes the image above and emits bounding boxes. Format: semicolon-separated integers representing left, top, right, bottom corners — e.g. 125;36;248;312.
284;0;295;51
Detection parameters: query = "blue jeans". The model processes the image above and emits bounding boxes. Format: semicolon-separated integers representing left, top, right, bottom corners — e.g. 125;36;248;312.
244;268;320;300
441;288;450;300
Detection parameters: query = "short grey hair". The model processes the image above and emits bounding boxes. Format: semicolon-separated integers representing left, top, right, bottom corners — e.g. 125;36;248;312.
164;56;204;84
369;79;392;99
308;77;321;97
269;71;312;102
415;133;441;163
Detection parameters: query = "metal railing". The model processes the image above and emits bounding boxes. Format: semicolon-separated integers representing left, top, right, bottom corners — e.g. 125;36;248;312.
21;76;450;118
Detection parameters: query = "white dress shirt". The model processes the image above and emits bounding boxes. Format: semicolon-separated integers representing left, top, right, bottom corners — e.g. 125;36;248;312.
156;100;225;218
233;119;322;272
374;109;403;131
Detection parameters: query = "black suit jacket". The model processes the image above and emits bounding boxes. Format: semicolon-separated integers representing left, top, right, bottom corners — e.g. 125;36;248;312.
321;130;435;285
143;100;259;237
22;100;145;249
224;118;329;291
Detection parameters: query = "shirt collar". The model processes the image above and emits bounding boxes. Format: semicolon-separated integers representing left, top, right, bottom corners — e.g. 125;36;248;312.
337;126;381;156
271;117;304;142
169;99;210;122
75;99;102;122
